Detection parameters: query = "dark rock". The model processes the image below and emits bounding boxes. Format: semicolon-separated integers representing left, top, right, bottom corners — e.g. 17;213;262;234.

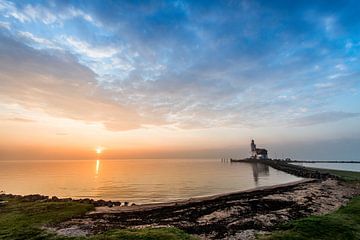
22;194;49;202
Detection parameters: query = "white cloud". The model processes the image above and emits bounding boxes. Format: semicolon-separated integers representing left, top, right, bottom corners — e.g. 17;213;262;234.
61;7;99;26
0;0;30;22
23;4;57;24
335;64;346;71
0;21;10;30
315;82;334;89
18;31;57;49
64;36;119;59
0;0;99;26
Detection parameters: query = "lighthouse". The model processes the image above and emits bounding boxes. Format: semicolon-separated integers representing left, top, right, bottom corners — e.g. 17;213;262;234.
250;139;268;160
251;139;257;158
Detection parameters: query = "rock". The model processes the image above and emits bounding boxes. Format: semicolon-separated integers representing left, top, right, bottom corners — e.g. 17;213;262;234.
51;196;59;201
22;194;49;202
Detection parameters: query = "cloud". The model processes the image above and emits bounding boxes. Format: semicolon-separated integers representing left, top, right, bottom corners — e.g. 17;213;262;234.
17;31;58;49
63;36;119;59
0;0;29;22
0;33;142;131
314;82;334;89
288;111;360;127
0;20;10;30
0;0;99;26
1;0;360;132
56;132;69;136
5;117;34;122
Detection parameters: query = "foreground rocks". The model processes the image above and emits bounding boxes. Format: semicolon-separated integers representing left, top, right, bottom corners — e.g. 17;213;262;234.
0;194;121;207
51;179;359;239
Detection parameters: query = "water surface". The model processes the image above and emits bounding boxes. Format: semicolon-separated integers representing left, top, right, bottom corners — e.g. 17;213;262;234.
0;159;302;204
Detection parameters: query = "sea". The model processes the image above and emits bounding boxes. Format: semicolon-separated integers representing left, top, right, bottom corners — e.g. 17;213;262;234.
0;159;303;204
291;161;360;172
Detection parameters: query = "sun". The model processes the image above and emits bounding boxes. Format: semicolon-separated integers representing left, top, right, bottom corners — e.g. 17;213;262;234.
95;147;103;154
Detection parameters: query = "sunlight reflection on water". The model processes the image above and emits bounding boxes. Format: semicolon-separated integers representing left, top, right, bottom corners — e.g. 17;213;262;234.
0;159;302;204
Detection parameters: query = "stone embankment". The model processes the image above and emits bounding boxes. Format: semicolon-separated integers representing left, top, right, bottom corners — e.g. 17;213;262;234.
231;158;340;180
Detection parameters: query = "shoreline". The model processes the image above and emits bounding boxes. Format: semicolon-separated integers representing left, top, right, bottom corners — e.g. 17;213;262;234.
52;177;358;239
1;160;360;239
50;160;360;239
91;178;315;213
0;178;312;211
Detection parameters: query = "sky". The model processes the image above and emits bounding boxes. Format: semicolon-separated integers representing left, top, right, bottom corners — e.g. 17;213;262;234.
0;0;359;160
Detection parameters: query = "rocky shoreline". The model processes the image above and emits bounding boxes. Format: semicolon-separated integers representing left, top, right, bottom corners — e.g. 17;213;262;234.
2;160;359;239
0;193;125;207
48;177;358;239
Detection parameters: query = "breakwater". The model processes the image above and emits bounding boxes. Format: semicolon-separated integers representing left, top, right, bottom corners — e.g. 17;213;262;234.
230;158;340;180
288;160;360;163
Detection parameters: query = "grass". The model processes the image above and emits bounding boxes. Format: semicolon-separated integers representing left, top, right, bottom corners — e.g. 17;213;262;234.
0;196;197;240
87;228;197;240
258;167;360;240
0;196;93;240
311;168;360;182
258;196;360;240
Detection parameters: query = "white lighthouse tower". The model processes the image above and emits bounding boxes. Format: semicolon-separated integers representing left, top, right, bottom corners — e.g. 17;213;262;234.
251;139;257;158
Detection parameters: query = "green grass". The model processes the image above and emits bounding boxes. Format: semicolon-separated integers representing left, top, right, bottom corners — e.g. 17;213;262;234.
258;196;360;240
312;168;360;182
87;228;197;240
0;196;196;240
258;167;360;240
0;196;94;240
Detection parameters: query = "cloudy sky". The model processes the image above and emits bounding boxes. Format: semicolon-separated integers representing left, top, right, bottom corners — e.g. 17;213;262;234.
0;0;359;160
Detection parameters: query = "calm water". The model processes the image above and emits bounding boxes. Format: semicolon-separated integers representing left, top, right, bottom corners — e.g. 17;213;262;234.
0;159;302;204
292;162;360;172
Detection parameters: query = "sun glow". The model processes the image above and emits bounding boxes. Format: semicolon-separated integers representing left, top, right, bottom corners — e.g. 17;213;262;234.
95;147;103;154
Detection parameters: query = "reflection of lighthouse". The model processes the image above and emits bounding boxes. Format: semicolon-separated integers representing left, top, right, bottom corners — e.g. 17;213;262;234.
251;163;270;185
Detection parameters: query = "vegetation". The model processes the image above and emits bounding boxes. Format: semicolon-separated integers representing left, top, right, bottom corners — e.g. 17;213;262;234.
259;167;360;240
0;195;93;239
87;228;197;240
258;196;360;240
0;196;196;240
311;168;360;182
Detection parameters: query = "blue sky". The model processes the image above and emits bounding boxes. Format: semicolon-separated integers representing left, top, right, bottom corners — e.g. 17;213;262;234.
0;0;359;159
